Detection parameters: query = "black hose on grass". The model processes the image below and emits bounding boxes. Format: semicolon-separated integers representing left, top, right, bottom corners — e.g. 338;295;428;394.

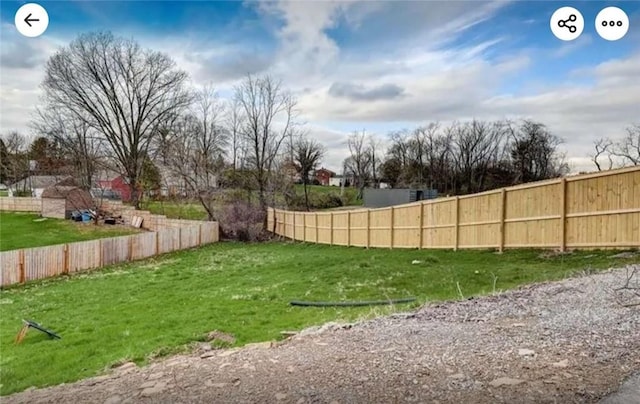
289;297;416;307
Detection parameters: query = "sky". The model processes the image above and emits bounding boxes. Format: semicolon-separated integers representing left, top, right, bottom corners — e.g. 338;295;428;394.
1;0;639;174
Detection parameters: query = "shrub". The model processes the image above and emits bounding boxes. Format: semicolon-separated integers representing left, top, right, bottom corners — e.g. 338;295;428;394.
215;200;265;242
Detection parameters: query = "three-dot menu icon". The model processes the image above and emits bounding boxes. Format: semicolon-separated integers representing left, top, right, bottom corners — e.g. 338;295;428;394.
595;7;629;41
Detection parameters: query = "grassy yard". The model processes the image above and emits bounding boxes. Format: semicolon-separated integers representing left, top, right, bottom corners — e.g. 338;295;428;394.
1;242;638;395
0;212;140;251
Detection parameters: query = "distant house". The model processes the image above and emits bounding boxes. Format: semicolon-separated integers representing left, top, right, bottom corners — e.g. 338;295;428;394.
41;186;94;219
96;175;135;202
329;174;355;187
8;175;74;198
314;167;336;186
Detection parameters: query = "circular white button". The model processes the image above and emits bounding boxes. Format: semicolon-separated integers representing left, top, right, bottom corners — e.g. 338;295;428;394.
550;7;584;41
15;3;49;38
595;7;629;41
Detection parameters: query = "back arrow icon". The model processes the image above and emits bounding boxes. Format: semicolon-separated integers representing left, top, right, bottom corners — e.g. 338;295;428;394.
24;13;39;27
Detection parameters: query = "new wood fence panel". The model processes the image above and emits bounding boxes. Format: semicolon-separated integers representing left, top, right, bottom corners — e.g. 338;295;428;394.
0;250;20;286
317;213;332;244
422;200;456;248
68;239;102;272
331;212;349;246
349;210;368;247
101;236;130;266
24;245;65;281
392;204;421;248
269;167;640;251
369;208;392;248
458;191;502;248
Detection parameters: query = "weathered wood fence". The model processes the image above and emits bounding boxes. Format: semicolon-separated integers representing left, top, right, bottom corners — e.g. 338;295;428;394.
0;222;218;287
268;166;640;251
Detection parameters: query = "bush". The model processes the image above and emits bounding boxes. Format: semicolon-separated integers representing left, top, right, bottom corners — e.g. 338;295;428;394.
215;200;265;242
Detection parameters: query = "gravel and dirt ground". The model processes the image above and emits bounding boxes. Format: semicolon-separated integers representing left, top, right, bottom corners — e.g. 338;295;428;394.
5;266;639;404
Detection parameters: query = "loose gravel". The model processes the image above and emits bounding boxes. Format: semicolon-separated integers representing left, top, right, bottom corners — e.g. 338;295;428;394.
5;266;639;404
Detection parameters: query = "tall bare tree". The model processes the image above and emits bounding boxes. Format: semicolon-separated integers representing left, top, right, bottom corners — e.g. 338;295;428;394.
164;87;228;220
226;97;245;171
346;130;372;199
2;131;30;189
40;31;192;208
293;135;326;211
234;74;296;221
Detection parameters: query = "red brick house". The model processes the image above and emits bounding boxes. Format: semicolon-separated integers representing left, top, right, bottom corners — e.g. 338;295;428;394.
314;167;336;186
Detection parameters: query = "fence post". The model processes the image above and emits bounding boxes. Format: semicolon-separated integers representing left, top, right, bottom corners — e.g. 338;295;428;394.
63;244;70;274
499;189;506;252
347;211;351;247
315;212;319;243
19;249;25;284
389;207;395;249
128;236;134;261
366;209;371;249
560;178;567;252
155;231;160;255
99;239;104;267
330;212;334;246
198;224;202;247
303;213;307;242
179;227;183;249
292;212;296;241
418;202;424;249
454;196;460;251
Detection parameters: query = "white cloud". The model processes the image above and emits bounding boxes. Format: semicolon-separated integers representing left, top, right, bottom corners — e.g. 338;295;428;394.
1;1;639;177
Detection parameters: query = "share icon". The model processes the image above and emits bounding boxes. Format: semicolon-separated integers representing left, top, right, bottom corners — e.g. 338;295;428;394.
550;7;584;41
558;14;577;33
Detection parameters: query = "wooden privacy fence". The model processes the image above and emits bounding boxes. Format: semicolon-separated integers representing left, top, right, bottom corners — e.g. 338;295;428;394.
0;221;219;287
268;166;640;251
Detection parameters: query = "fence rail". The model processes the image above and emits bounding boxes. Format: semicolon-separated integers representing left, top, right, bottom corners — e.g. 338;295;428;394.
268;166;640;251
0;222;219;287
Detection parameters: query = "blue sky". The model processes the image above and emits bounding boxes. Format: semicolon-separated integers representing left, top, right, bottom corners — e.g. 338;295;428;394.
1;0;639;172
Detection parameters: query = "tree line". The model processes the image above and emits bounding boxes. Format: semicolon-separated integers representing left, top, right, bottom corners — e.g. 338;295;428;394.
1;31;638;223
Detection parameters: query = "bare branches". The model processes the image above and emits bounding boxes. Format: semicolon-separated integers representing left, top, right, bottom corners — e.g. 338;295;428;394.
293;135;326;211
234;74;297;214
592;138;614;172
41;31;193;207
612;265;640;308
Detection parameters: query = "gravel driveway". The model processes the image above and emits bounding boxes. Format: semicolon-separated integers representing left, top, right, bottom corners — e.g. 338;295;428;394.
5;266;639;404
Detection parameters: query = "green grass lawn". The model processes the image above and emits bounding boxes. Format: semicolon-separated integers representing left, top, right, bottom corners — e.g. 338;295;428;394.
0;212;140;251
1;242;638;395
140;200;208;220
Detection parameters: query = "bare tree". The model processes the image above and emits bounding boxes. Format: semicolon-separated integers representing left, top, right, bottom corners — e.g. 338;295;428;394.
226;97;246;171
368;135;383;188
32;106;106;190
591;138;614;171
611;124;640;166
2;131;30;191
234;74;296;221
293;135;326;211
41;31;193;208
346;130;372;199
164;87;228;220
507;120;567;184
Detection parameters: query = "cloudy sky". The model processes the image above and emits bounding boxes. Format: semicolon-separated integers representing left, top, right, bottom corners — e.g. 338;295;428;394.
1;0;639;173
